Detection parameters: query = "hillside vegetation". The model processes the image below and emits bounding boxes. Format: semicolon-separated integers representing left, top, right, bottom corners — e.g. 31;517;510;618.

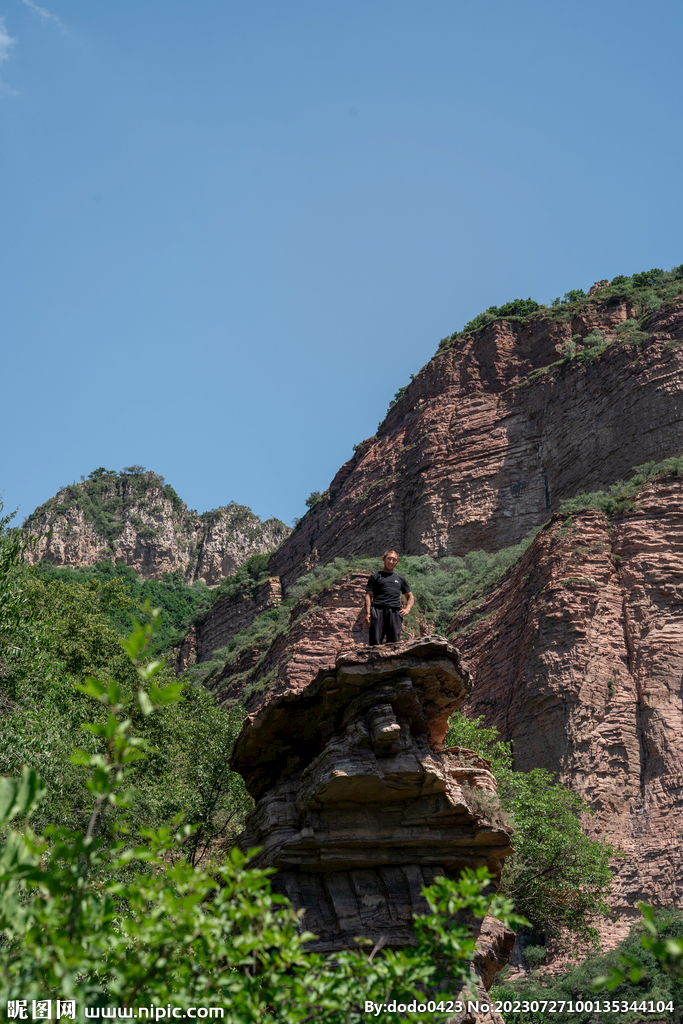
1;508;252;859
437;262;683;354
21;465;289;585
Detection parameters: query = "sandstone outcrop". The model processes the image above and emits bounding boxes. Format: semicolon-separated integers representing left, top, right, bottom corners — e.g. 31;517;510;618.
270;297;683;588
448;475;683;935
211;571;370;708
231;638;513;960
22;470;290;583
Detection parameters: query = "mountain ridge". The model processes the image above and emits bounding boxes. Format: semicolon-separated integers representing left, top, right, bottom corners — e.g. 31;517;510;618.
21;467;290;585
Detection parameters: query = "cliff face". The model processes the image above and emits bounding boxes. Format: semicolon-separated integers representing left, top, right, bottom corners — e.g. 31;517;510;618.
447;476;683;930
270;296;683;588
22;470;290;584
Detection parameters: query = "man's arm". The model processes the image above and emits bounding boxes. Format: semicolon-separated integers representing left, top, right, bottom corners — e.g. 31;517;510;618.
399;591;414;617
364;590;372;627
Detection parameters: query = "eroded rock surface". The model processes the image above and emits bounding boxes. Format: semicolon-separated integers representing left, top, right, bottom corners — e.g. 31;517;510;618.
195;577;281;663
211;571;372;708
231;638;513;958
449;476;683;933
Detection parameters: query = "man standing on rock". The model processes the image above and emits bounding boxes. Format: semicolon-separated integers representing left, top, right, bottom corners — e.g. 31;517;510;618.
364;549;414;645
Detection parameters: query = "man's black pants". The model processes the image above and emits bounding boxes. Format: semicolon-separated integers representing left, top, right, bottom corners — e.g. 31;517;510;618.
369;606;403;645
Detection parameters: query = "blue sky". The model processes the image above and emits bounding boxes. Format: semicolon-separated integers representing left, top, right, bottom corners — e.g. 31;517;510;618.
2;0;682;527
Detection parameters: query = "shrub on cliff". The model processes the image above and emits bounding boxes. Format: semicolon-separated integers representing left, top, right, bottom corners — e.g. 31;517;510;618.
461;297;542;335
557;455;683;521
445;713;615;945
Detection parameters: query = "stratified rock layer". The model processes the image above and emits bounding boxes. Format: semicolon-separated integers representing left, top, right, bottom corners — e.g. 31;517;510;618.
210;571;372;708
22;471;289;583
231;638;513;954
271;299;683;587
449;476;683;932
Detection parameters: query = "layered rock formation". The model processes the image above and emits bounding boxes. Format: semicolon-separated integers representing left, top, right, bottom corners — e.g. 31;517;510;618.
22;469;289;583
270;297;683;588
448;475;683;932
231;637;513;957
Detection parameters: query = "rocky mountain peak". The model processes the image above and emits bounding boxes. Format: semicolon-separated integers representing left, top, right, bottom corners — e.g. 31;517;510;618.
21;466;290;584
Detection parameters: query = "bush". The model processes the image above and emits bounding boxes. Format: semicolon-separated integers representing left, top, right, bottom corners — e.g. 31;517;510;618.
445;713;615;943
552;289;587;307
557;455;683;521
492;908;683;1023
632;268;665;288
305;490;328;509
524;945;547;969
462;298;542;334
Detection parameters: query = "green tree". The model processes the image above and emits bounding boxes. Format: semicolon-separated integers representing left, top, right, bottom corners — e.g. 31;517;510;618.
0;516;252;849
445;713;615;943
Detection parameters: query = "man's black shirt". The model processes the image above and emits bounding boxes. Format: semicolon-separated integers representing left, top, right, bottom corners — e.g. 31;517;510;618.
366;571;411;609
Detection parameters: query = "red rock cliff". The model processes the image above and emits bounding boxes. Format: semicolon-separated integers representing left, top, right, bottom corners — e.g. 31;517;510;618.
270;297;683;588
448;476;683;933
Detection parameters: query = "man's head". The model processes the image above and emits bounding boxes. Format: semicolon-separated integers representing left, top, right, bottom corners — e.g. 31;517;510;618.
382;549;399;572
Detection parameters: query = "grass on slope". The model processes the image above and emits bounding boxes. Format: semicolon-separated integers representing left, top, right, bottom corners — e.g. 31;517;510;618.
557;455;683;520
185;538;541;692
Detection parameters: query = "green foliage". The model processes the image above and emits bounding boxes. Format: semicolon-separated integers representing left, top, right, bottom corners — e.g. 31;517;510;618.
557;455;683;521
387;384;409;410
492;908;683;1024
435;261;683;360
401;535;539;634
184;604;290;690
0;621;526;1018
613;317;647;346
305;490;329;510
35;558;211;655
445;714;615;942
551;289;587;307
524;945;547;969
601;263;683;308
594;904;683;991
0;526;252;849
462;298;542;334
23;467;171;548
632;268;665;289
497;768;614;942
203;552;272;611
195;538;543;695
556;316;651;371
573;328;612;366
445;711;512;775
